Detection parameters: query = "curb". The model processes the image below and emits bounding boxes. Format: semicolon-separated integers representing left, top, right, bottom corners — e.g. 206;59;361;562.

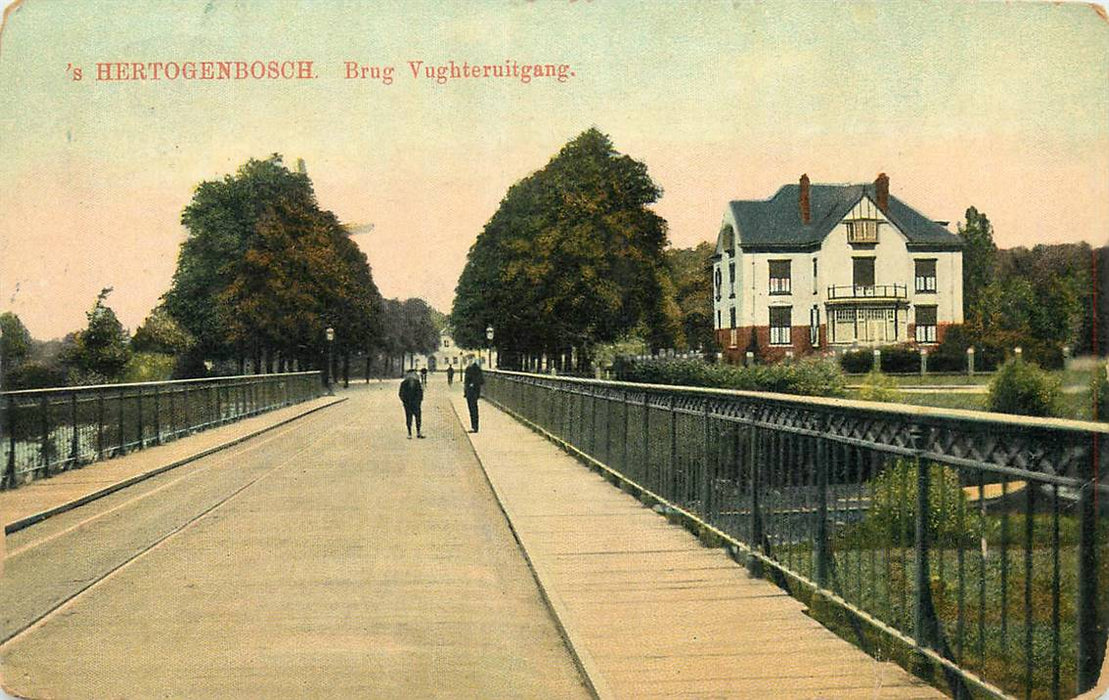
4;397;347;535
448;396;612;700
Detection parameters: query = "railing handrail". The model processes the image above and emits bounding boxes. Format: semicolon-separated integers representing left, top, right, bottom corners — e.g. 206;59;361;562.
826;283;907;299
0;371;320;398
487;369;1109;436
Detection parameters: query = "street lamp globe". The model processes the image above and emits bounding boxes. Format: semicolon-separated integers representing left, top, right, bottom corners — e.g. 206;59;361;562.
326;327;335;342
485;326;494;342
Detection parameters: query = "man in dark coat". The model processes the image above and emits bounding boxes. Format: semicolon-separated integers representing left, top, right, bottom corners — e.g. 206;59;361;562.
446;365;455;386
463;360;484;433
399;369;425;439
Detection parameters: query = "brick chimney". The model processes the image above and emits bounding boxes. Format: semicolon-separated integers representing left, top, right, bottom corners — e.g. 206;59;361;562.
799;173;811;224
875;172;889;213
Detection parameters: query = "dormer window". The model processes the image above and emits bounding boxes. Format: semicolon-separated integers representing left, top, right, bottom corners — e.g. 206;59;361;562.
846;219;879;244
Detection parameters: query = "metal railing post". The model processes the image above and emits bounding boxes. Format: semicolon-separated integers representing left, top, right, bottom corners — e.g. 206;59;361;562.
136;388;144;450
669;394;677;502
748;424;763;576
117;388;126;455
97;393;105;460
39;395;50;477
815;430;830;589
69;392;79;467
701;402;711;520
5;394;16;488
1077;456;1102;692
153;385;161;445
911;425;934;654
642;393;650;489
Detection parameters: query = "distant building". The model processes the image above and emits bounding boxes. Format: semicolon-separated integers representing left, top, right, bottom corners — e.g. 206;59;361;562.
406;329;496;371
712;174;964;363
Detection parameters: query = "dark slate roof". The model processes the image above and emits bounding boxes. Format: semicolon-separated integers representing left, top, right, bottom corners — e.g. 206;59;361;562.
727;183;963;251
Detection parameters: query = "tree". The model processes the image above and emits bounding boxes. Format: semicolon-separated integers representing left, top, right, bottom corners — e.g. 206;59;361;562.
131;305;194;355
66;288;132;381
0;312;33;374
958;206;997;327
452;128;676;370
164;155;383;372
377;297;439;372
665;242;715;352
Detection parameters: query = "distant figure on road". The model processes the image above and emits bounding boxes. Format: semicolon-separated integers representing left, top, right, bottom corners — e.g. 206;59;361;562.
463;360;484;433
420;367;428;386
399;369;425;439
446;365;455;387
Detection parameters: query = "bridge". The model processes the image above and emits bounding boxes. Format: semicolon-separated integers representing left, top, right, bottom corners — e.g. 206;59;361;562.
1;372;1106;699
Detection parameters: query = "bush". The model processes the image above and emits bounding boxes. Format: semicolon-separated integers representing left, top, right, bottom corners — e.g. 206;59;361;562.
866;459;968;547
840;349;873;374
878;344;920;373
3;360;67;389
123;352;177;383
856;370;903;403
617;357;847;398
1092;367;1109;423
986;358;1062;417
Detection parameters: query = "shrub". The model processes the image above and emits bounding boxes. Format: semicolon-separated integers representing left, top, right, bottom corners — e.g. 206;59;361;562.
865;459;968;547
123;352;177;383
840;349;873;374
3;360;67;389
617;357;847;398
877;344;920;373
856;370;903;403
1092;367;1109;423
986;358;1062;417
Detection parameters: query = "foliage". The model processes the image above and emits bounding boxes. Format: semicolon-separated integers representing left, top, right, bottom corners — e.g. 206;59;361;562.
3;360;67;389
840;348;874;374
451;128;677;369
877;344;920;373
380;298;440;360
959;206;997;330
593;335;650;370
857;370;903;402
64;288;132;382
986;358;1062;417
616;357;847;398
0;312;33;375
865;459;968;547
123;352;178;383
664;242;715;352
1091;366;1108;422
163;155;383;367
131;305;194;355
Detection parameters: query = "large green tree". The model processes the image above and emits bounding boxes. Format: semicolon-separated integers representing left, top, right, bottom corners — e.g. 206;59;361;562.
164;155;382;372
452;128;677;369
0;312;33;374
958;206;997;327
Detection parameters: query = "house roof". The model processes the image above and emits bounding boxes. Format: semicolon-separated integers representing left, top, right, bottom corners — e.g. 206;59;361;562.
726;183;963;251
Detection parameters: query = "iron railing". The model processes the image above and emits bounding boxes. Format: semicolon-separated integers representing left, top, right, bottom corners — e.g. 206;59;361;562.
2;372;323;490
827;283;908;300
484;370;1108;700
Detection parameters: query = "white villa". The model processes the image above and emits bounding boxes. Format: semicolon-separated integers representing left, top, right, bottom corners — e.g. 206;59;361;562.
712;174;963;363
405;329;496;372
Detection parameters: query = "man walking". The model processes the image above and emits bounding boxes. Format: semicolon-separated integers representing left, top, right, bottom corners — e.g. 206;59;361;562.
399;369;425;439
446;364;455;387
463;360;484;433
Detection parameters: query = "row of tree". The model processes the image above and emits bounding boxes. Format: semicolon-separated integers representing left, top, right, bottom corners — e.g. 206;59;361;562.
1;155;444;389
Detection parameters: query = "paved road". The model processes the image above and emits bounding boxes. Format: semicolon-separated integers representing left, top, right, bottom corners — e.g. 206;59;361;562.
1;382;589;699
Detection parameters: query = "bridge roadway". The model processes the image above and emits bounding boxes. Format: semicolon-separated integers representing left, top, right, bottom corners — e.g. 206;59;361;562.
1;381;940;699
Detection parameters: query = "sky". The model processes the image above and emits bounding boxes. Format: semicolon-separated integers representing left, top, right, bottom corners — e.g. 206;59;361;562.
1;0;1107;340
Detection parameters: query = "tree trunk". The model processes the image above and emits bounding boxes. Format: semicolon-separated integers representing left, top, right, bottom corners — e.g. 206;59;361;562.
343;353;350;388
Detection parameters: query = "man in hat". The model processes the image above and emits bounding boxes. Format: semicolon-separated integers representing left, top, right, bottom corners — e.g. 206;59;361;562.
463;360;484;433
399;369;425;439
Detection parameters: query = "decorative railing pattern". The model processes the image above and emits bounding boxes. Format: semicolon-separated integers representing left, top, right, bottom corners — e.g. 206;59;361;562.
2;372;323;490
484;370;1108;700
827;283;908;300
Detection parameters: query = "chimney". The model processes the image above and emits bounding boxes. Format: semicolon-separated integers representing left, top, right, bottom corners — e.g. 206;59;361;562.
875;172;889;213
799;173;811;224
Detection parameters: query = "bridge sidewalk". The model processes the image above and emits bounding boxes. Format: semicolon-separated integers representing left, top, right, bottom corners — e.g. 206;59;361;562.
2;395;343;535
450;393;943;700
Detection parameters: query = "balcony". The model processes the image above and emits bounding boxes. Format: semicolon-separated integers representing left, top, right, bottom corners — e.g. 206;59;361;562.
826;284;907;302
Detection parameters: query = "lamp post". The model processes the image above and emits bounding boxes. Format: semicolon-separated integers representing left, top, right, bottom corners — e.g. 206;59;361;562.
325;327;335;395
485;326;494;368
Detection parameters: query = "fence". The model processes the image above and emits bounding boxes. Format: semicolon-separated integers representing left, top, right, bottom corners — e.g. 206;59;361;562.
2;372;323;490
485;370;1108;700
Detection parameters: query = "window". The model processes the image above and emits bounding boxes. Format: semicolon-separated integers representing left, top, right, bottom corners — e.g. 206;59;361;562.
769;306;792;345
915;259;937;293
716;309;721;330
728;261;736;297
809;306;820;347
812;258;818;294
729;307;737;329
846;219;879;243
443;339;451;348
714;266;722;300
853;257;875;288
915;305;938;343
769;260;791;295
